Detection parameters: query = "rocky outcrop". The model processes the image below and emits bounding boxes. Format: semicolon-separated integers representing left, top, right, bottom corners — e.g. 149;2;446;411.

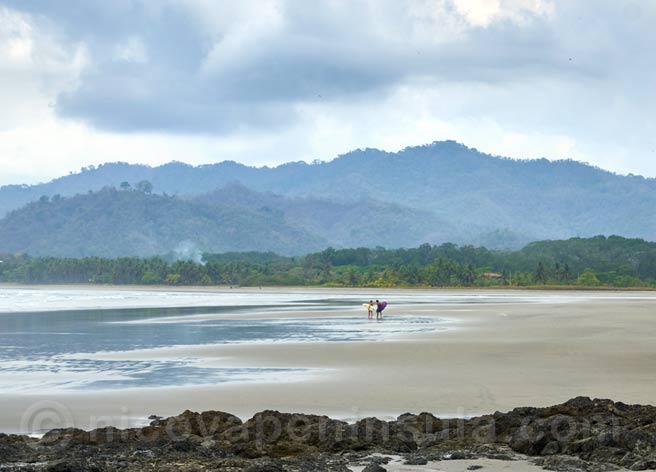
499;397;656;469
1;397;655;471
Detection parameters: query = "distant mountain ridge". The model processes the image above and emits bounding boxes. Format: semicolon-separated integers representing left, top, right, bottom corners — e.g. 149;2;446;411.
0;140;655;255
0;188;321;257
0;185;458;257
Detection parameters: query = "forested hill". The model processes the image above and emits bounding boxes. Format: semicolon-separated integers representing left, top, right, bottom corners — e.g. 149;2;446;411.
0;188;320;257
0;186;453;257
1;140;655;247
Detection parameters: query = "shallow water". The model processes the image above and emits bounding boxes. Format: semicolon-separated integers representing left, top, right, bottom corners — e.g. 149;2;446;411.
1;287;651;393
0;287;629;313
0;288;451;392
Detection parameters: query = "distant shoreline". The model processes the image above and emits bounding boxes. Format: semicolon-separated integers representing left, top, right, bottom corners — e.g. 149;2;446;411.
1;282;655;292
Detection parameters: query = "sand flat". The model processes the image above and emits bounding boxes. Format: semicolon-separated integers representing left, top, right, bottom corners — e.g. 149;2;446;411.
1;290;655;433
348;456;546;471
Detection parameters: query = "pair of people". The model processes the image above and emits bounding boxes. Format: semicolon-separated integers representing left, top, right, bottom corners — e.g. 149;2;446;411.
367;299;387;320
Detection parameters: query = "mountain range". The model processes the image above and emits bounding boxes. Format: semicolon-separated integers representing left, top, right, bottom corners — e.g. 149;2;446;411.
0;185;450;257
0;140;654;257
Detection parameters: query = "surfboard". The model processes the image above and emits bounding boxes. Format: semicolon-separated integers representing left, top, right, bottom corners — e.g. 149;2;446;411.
362;303;371;310
380;301;388;310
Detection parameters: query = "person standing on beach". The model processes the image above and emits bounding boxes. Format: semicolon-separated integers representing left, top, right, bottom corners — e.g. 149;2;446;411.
375;299;385;320
367;300;375;319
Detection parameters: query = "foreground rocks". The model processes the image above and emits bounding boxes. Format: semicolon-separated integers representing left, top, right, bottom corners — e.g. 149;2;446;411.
1;397;656;471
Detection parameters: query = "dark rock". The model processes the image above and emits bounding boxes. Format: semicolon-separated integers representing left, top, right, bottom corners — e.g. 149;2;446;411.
362;463;387;472
485;453;513;460
1;398;655;472
148;415;164;426
404;455;428;465
44;460;100;472
40;428;88;445
533;455;622;471
244;460;285;472
541;440;561;455
368;456;391;464
153;409;243;440
396;412;443;436
349;416;417;452
446;450;469;460
168;437;198;452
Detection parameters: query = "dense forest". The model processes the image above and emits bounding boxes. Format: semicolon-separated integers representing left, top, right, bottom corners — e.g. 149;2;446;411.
1;236;654;288
0;184;453;257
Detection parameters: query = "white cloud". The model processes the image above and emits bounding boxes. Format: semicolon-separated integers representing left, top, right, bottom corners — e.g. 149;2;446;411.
453;0;502;26
0;80;641;187
113;36;147;63
451;0;554;27
0;7;34;67
0;0;654;186
0;7;87;131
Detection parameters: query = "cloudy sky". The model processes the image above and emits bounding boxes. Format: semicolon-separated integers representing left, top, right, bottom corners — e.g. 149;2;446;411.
1;0;654;185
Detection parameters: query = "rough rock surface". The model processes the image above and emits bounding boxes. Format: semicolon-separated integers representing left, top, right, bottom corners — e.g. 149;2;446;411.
1;397;655;471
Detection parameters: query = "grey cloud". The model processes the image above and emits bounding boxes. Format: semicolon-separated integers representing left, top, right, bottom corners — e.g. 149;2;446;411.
55;60;295;133
5;0;656;136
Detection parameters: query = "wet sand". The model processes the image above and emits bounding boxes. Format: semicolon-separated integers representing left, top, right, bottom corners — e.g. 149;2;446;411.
1;290;656;435
349;456;654;472
348;456;546;471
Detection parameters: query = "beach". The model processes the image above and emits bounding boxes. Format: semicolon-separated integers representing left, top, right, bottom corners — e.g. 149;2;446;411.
1;287;655;433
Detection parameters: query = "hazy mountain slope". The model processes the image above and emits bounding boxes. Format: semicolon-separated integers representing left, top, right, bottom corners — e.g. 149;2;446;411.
1;141;655;244
0;189;325;257
194;184;462;249
0;185;462;257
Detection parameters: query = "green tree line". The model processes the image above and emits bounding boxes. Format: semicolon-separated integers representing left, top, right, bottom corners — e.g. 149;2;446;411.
1;236;655;288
